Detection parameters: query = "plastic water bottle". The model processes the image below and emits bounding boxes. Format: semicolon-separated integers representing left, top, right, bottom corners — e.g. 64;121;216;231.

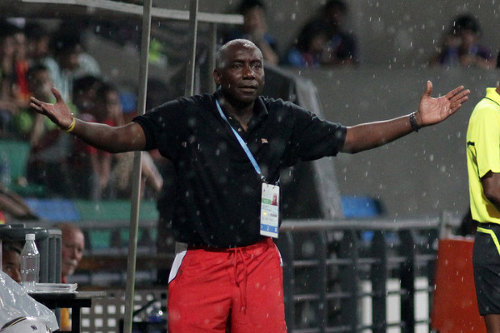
21;233;40;292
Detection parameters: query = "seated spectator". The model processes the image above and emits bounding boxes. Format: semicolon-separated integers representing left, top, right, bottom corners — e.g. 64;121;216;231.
72;75;102;115
58;20;101;80
299;0;358;67
24;21;51;66
109;149;164;199
101;84;163;199
284;22;330;68
1;240;22;283
26;67;77;197
67;77;109;199
0;20;38;138
14;64;57;143
0;22;21;137
56;223;85;282
430;14;495;69
31;75;102;199
11;22;30;105
69;80;163;199
42;23;100;102
56;223;85;332
223;0;279;65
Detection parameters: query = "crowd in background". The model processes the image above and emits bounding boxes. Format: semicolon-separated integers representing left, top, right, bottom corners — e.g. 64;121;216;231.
222;0;359;68
0;18;165;211
222;0;499;69
0;0;499;224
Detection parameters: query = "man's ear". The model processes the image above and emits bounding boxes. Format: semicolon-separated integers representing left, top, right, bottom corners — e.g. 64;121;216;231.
213;69;221;86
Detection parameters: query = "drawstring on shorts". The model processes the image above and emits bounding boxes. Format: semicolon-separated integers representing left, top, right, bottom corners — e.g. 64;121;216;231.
229;247;249;313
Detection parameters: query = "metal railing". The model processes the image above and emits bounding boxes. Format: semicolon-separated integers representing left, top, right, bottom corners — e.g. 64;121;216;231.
277;218;444;333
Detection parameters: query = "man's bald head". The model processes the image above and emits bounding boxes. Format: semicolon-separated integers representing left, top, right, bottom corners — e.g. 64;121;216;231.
215;39;263;70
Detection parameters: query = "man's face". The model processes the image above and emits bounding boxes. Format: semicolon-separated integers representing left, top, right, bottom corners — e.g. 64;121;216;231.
214;41;265;106
2;250;21;283
60;45;82;71
29;69;53;101
1;36;16;58
104;90;122;120
460;29;477;48
73;82;100;113
14;32;27;60
61;228;85;276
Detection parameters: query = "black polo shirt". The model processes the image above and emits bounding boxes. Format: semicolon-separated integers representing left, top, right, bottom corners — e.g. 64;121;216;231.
134;93;346;248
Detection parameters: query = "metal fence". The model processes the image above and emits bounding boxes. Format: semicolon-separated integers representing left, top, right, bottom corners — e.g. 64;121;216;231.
277;218;443;333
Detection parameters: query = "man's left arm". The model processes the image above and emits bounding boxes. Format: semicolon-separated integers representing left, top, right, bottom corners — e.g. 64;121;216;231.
341;81;469;153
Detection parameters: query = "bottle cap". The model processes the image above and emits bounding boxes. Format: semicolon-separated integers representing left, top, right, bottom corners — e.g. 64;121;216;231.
25;233;35;241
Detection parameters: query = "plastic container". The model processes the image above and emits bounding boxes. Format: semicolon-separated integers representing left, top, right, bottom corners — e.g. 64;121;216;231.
21;233;40;292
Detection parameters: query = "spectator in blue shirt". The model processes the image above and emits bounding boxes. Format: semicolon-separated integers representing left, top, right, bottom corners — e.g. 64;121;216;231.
284;21;330;68
430;14;495;69
298;0;358;67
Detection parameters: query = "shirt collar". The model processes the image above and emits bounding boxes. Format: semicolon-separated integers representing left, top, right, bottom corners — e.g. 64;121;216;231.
252;96;269;118
213;92;269;129
485;87;500;107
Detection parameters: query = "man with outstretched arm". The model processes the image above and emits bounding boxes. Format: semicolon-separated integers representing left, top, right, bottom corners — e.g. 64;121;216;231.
31;39;469;332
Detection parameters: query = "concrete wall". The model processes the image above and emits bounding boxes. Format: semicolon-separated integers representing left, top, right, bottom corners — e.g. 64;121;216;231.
349;0;500;67
288;67;499;218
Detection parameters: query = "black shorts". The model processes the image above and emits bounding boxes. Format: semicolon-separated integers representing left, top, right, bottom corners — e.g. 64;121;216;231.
473;223;500;315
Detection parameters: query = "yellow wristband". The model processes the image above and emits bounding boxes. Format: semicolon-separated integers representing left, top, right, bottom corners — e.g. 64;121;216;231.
64;118;76;133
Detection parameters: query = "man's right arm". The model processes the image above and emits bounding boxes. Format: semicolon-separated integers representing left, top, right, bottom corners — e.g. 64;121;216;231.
69;120;146;153
30;87;146;153
482;172;500;209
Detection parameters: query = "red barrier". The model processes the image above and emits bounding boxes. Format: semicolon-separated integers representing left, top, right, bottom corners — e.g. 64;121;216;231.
431;238;486;332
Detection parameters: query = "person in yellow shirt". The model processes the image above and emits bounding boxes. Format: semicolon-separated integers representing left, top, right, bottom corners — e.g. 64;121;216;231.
466;82;500;332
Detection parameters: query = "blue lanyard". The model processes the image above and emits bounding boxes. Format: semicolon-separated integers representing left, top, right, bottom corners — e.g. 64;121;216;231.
215;99;264;180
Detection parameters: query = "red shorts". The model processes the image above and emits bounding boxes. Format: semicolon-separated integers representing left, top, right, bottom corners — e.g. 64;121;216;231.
168;237;287;332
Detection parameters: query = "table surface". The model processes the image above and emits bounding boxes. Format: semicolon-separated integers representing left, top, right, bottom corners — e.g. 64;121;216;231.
29;291;105;307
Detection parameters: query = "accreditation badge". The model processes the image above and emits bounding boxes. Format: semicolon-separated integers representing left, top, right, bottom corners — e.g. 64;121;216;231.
260;183;280;238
